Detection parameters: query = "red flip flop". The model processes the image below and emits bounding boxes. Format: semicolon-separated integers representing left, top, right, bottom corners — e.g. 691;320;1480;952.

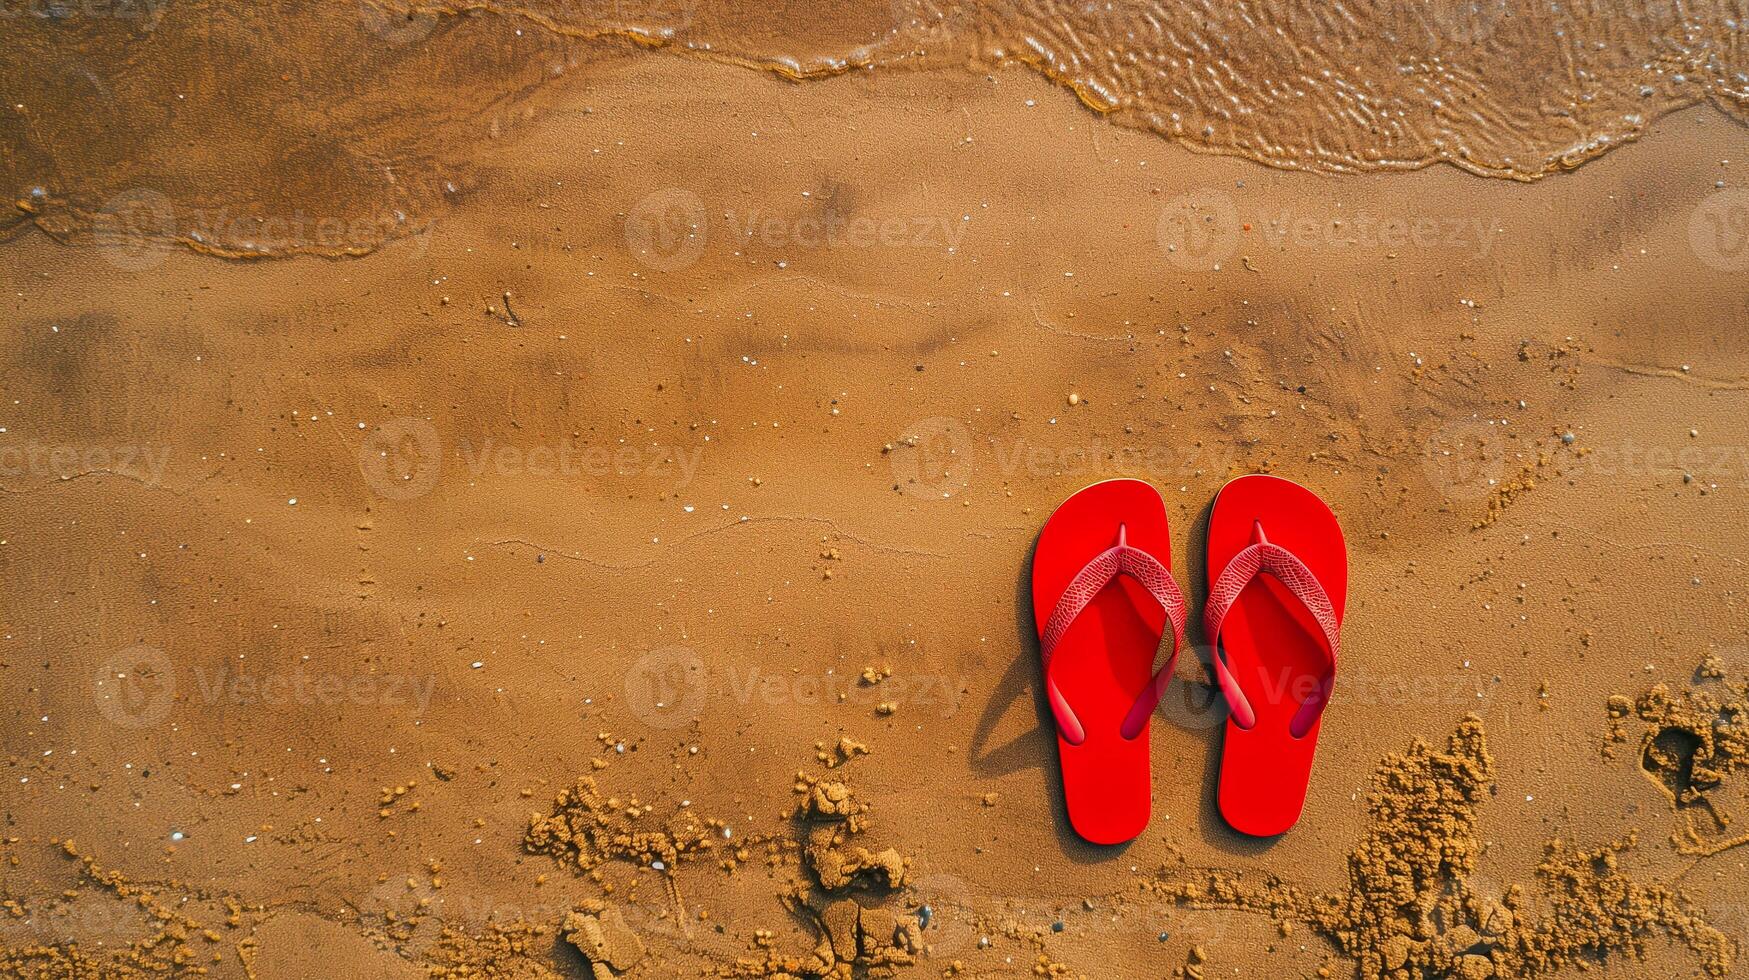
1032;479;1188;845
1204;474;1347;837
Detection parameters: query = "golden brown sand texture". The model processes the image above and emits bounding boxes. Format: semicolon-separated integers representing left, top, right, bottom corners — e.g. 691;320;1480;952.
4;2;1749;977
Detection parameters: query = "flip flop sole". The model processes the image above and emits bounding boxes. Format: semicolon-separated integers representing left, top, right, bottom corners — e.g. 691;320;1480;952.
1207;474;1347;837
1032;479;1171;845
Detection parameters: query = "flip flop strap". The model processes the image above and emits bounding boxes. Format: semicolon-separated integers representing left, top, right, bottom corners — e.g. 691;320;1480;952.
1203;538;1340;735
1040;531;1188;745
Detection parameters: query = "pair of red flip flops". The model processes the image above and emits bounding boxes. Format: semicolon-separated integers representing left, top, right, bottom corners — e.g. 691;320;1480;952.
1031;476;1346;843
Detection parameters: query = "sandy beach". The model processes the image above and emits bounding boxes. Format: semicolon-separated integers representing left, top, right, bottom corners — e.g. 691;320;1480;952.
3;2;1749;977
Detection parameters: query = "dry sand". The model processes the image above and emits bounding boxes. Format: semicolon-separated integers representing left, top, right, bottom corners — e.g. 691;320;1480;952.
3;3;1749;977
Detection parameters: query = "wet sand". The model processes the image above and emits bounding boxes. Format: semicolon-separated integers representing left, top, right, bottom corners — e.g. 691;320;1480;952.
4;9;1749;979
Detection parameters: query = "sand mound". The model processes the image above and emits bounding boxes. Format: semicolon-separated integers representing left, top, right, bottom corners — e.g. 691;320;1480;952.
796;779;909;893
517;755;918;979
11;717;1738;979
1159;717;1736;978
726;774;918;979
0;840;252;978
423;920;565;979
524;776;723;875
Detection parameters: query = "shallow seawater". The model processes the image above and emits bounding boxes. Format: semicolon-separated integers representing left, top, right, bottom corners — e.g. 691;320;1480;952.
3;0;1745;256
